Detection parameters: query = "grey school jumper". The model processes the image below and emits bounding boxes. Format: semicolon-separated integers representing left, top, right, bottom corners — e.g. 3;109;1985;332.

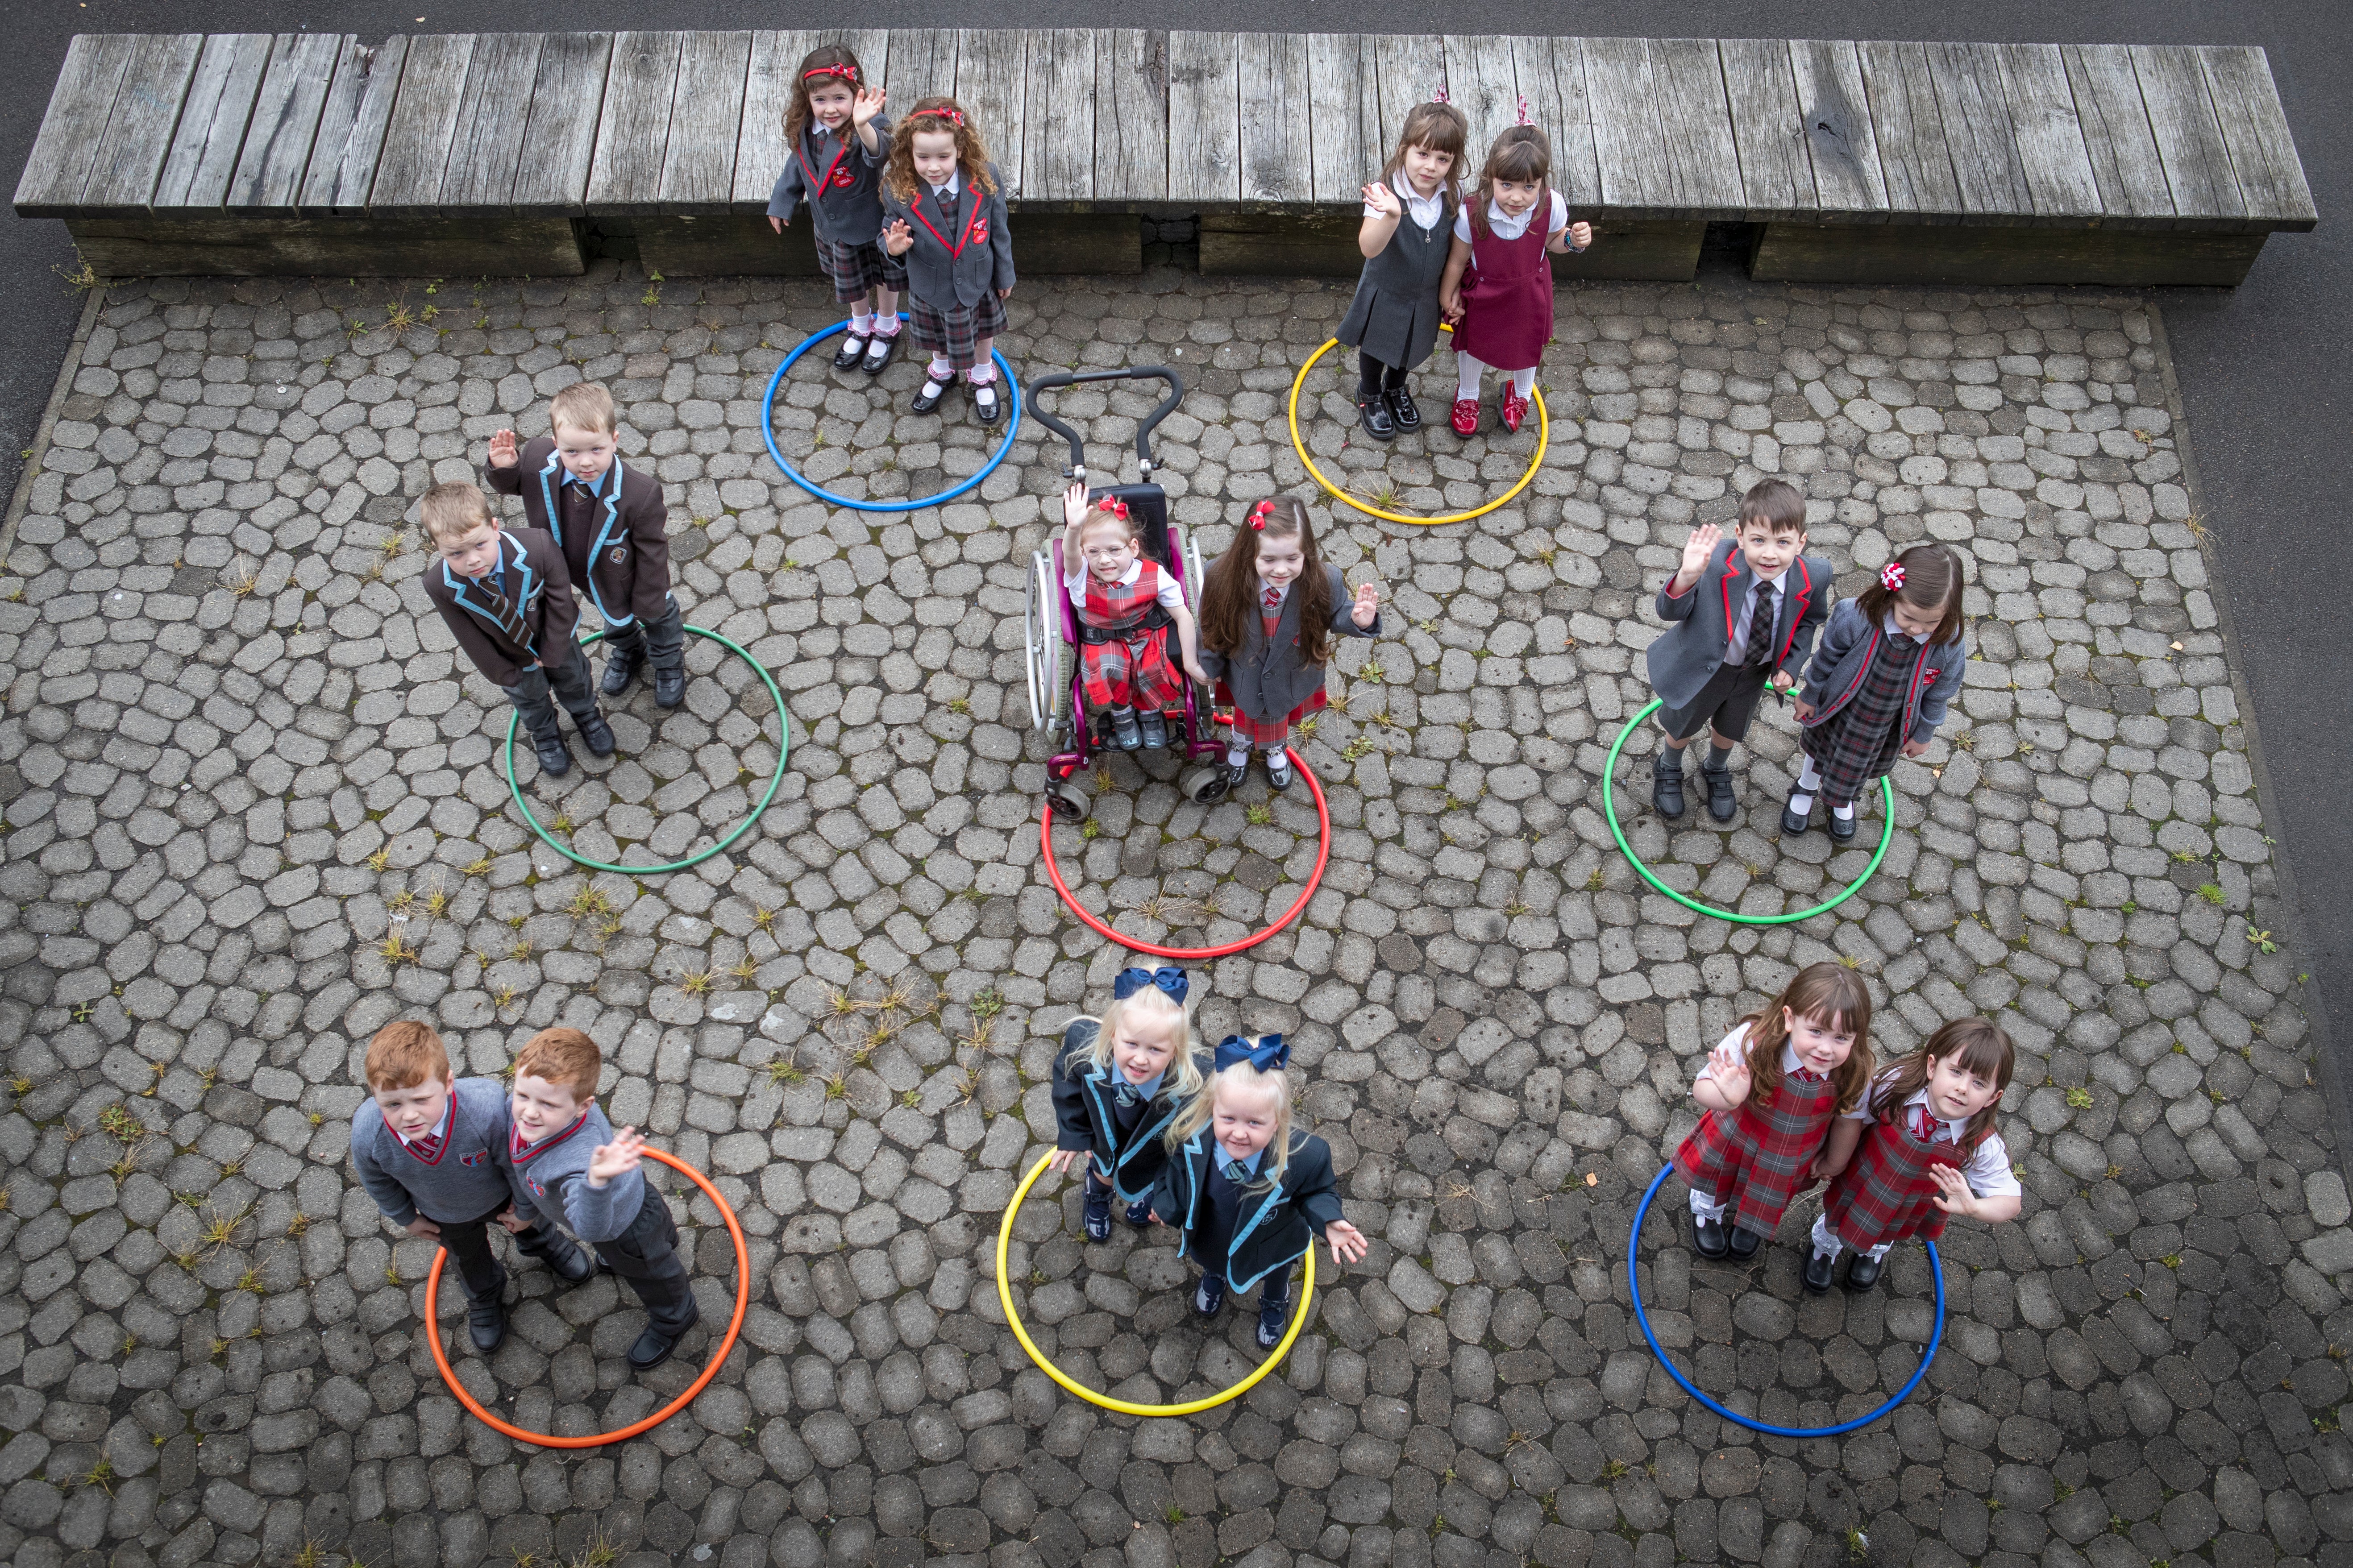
503;1103;643;1243
1334;194;1456;372
350;1076;515;1226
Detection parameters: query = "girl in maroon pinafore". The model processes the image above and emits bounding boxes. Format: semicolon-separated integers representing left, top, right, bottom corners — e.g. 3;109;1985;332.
1674;962;1874;1264
1438;119;1594;438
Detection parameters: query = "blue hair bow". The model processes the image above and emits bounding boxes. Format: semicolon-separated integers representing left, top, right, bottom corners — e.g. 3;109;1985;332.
1114;967;1189;1004
1214;1033;1288;1073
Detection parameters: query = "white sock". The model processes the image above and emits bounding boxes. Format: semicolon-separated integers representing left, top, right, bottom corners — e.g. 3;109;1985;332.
1796;757;1823;793
923;357;952;394
1830;799;1854;821
1509;366;1538;398
872;315;902;338
849;309;873;336
1809;1213;1842;1259
1689;1191;1728;1224
1456;350;1487;402
1226;743;1250;768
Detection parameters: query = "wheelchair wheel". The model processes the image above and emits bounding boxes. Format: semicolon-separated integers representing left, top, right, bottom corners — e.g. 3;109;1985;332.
1180;765;1231;805
1046;784;1090;823
1026;551;1067;733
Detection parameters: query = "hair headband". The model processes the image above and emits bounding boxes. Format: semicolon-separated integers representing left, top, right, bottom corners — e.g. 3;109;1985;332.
803;64;857;82
1214;1033;1288;1073
1113;967;1188;1004
1880;561;1905;591
920;107;966;128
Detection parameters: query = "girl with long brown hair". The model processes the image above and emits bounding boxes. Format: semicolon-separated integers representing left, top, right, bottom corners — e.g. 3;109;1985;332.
1673;962;1874;1262
877;98;1015;424
1195;497;1382;792
766;44;902;373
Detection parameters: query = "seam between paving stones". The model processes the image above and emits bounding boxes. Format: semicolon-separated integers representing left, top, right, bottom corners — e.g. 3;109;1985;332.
0;282;105;562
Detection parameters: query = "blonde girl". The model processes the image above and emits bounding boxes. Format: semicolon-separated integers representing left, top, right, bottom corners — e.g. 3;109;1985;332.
878;98;1015;424
1337;99;1469;441
765;43;902;373
1150;1037;1367;1348
1049;967;1208;1241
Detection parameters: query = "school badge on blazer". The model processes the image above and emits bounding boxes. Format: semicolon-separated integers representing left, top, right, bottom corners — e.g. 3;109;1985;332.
459;1149;491;1168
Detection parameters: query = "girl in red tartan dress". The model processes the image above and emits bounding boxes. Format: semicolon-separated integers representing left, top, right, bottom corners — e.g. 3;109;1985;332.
1675;963;1874;1263
1195;497;1382;793
1059;482;1206;752
1808;1017;2022;1296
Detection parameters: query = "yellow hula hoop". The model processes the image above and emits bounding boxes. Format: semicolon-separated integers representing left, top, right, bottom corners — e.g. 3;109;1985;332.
995;1152;1316;1416
1286;329;1549;527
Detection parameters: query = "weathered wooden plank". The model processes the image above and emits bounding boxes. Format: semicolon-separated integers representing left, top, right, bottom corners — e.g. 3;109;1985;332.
1926;43;2033;218
1166;32;1239;204
14;35;138;214
1370;35;1445;162
657;31;751;209
230;33;350;213
1752;220;2267;286
1653;38;1746;212
2199;46;2317;227
155;34;272;211
2132;44;2243;221
303;37;406;214
1580;36;1672;211
1721;37;1812;215
586;32;685;213
1858;40;1963;219
1305;33;1373;205
1996;44;2101;218
367;33;477;210
2061;43;2174;222
439;32;544;211
1525;37;1601;211
728;31;887;210
885;29;959;108
1239;33;1311;203
1788;38;1887;215
954;30;1027;195
1023;29;1096;202
1441;34;1519;158
1097;29;1169;202
69;212;586;277
83;33;204;215
512;33;612;212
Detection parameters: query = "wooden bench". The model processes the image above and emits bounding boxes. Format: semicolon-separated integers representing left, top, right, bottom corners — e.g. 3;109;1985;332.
14;29;2316;287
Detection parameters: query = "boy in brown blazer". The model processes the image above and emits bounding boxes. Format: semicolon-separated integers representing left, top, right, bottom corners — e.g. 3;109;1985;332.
418;482;615;778
485;382;685;709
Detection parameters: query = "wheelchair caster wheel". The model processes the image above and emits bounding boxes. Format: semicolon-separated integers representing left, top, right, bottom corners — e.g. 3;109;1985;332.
1046;785;1090;823
1181;766;1231;805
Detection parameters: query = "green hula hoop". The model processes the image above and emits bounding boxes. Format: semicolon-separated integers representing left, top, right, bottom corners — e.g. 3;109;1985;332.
502;625;790;876
1601;697;1893;925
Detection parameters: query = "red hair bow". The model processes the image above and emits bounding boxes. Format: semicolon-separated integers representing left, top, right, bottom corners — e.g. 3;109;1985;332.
1096;495;1128;520
1880;561;1906;591
802;63;857;81
924;107;967;128
1247;500;1276;531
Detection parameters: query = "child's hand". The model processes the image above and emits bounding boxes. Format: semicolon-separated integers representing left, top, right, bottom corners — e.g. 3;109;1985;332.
1440;293;1464;325
1678;522;1721;580
1768;670;1796;693
487;429;519;469
769;216;785;233
494;1206;530;1234
1361;182;1401;220
882;219;915;257
1183;657;1209;686
1061;478;1089;530
999;286;1013;300
1793;699;1816;723
587;1127;646;1186
1350;582;1380;628
1568;220;1593;249
404;1216;442;1239
1902;738;1931;759
1047;1148;1089;1176
1324;1220;1369;1265
852;86;887;126
1928;1163;1979;1217
1707;1041;1752;1103
1808;1152;1848;1186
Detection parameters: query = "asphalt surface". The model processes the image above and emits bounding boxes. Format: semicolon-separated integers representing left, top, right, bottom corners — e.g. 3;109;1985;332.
2;0;2345;1111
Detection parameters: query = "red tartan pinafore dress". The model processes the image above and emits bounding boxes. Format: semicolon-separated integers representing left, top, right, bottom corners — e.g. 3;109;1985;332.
1673;1050;1840;1236
1077;561;1182;710
1452;189;1555;372
1822;1102;1981;1253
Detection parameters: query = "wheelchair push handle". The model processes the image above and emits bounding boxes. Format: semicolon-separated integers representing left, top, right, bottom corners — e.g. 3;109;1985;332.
1022;367;1186;481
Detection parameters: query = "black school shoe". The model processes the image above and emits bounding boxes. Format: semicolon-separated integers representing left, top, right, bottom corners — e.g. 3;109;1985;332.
1386;386;1422;434
1139;709;1169;749
1844;1252;1884;1293
1265;751;1293;791
1826;805;1858;842
653;667;685;709
532;730;574;778
1082;1181;1112;1243
861;332;900;374
546;1240;599;1287
1652;758;1686;820
1193;1272;1226;1317
577;711;616;758
1256;1290;1293;1349
1356;395;1397;442
1803;1248;1838;1294
600;643;642;697
1124;1199;1153;1228
971;377;1006;427
1725;1225;1761;1260
467;1293;508;1355
1780;788;1812;838
629;1303;701;1372
831;332;870;371
1700;761;1737;823
911;376;949;415
1692;1217;1727;1258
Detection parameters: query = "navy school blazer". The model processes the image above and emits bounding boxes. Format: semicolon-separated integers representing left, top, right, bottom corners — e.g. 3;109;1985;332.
1150;1128;1347;1294
1048;1020;1210;1205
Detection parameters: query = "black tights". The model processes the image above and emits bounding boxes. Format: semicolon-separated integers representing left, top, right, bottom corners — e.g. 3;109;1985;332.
1357;352;1411;398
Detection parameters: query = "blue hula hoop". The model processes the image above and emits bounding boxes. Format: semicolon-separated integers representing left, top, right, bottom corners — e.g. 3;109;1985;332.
760;314;1022;511
1628;1163;1944;1438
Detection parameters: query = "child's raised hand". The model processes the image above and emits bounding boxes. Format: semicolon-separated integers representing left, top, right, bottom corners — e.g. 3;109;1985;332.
1707;1042;1752;1103
1361;182;1402;220
1568;220;1593;250
1061;478;1089;529
487;429;519;469
1927;1163;1979;1217
587;1126;647;1186
1679;522;1722;578
852;86;887;126
1324;1219;1370;1266
1350;582;1380;628
881;219;915;257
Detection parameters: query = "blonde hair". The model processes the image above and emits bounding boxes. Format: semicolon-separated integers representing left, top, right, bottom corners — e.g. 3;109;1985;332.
364;1020;451;1091
420;481;495;545
1165;1056;1294;1190
1067;989;1202;1101
549;382;618;438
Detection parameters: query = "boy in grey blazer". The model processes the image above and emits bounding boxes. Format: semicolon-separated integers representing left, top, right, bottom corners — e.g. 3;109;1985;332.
1645;479;1831;821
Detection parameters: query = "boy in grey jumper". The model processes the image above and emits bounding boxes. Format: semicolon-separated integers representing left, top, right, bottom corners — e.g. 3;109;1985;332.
503;1027;701;1372
350;1021;594;1353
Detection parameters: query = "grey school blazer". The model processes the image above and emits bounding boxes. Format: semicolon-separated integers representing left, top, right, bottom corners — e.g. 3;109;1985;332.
880;163;1016;309
1197;565;1381;725
1645;539;1831;708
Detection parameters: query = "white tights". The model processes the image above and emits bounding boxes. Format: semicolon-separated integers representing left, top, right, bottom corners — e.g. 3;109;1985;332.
1457;351;1536;402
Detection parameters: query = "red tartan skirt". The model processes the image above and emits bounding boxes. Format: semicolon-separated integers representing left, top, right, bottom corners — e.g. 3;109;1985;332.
1673;1071;1838;1236
1218;682;1325;747
1823;1114;1973;1253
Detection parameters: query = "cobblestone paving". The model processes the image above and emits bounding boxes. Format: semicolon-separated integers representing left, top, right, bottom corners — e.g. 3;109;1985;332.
0;261;2341;1568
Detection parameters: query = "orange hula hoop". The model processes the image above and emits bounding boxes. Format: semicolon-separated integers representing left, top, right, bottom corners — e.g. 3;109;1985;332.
422;1145;749;1448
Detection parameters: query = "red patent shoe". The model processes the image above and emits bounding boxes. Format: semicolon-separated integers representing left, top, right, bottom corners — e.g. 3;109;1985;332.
1501;389;1530;433
1449;397;1480;437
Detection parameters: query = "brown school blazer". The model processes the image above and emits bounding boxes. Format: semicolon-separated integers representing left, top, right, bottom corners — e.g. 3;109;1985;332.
420;528;582;689
484;439;674;633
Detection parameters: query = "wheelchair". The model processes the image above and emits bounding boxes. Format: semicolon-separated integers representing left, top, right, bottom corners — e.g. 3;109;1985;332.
1023;367;1235;823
